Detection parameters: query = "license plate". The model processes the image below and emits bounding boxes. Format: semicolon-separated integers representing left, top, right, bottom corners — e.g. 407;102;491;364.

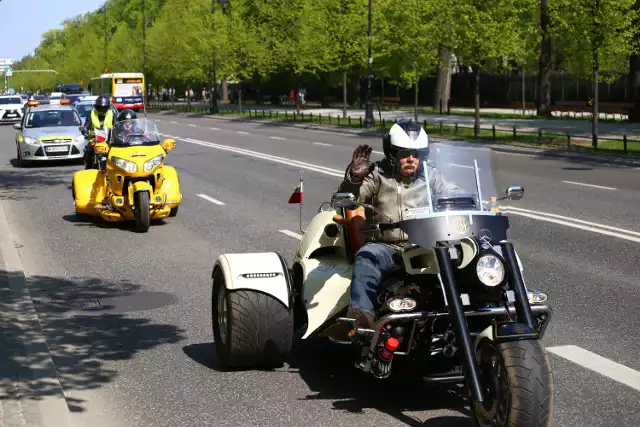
6;113;17;117
46;146;69;153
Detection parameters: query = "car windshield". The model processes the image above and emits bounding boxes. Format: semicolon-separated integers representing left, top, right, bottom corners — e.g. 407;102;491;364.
0;97;22;105
75;104;94;117
24;110;82;128
111;119;161;147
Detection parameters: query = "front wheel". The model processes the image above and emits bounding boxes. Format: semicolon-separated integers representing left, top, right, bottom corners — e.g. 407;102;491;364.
133;191;151;232
473;340;554;427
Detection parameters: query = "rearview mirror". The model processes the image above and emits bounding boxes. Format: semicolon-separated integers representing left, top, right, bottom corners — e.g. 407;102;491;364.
331;192;358;209
13;123;21;130
162;138;176;151
504;186;524;200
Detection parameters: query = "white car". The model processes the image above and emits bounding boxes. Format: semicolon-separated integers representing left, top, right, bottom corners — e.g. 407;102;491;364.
48;92;66;105
0;95;25;123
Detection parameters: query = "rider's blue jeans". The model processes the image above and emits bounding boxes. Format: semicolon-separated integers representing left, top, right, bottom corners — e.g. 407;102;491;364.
350;243;399;315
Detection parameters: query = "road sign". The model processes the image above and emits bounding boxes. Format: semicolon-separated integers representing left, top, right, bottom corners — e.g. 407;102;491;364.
6;67;12;77
0;59;14;67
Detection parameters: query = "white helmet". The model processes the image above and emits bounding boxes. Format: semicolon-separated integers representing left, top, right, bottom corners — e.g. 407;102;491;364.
382;120;429;166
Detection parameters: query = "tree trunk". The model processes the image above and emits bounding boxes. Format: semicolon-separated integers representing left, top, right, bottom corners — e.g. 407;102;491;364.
414;69;419;122
434;45;452;113
537;0;553;117
474;67;480;136
343;70;348;119
592;50;599;148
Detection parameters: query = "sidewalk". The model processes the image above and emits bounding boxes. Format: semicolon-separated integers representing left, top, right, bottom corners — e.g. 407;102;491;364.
151;101;640;139
0;201;71;427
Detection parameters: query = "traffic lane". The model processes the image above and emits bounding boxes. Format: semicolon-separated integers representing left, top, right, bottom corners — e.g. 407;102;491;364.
155;117;383;173
160;120;640;234
0;134;475;426
494;150;640;192
153;112;379;149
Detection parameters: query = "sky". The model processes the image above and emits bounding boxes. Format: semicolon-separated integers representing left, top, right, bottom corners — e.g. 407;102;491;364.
0;0;107;62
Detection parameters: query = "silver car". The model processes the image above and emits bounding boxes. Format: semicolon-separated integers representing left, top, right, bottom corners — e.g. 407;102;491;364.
14;103;87;167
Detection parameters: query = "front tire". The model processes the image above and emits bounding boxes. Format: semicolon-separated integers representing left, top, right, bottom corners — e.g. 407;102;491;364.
211;267;293;369
473;340;554;427
134;191;151;232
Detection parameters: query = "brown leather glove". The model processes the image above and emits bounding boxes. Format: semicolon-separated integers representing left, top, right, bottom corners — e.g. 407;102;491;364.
347;144;374;182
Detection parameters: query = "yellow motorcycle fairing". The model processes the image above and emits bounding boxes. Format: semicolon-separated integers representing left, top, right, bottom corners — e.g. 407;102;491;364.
72;142;182;223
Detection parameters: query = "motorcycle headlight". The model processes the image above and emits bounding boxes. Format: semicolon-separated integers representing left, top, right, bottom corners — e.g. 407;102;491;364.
143;154;164;172
476;254;505;287
112;157;137;173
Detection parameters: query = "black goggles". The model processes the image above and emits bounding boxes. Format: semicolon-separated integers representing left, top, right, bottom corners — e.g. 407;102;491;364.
395;148;423;159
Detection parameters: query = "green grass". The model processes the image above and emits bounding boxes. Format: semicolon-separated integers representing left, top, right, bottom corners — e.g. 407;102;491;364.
149;103;640;157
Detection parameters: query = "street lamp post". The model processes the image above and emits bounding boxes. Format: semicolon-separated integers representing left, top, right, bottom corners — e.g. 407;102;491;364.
363;0;374;128
103;3;108;72
142;0;147;106
210;0;227;114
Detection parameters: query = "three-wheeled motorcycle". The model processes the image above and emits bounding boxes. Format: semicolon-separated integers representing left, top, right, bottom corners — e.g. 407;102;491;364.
210;143;554;426
72;118;182;232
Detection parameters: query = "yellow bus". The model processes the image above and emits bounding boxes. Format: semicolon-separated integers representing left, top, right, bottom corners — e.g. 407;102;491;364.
89;73;145;111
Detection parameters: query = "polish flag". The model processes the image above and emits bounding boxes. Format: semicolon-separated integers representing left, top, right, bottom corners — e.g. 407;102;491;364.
288;172;303;204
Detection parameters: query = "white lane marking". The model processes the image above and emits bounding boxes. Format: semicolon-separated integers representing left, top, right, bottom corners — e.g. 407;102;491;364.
188;124;197;127
504;209;640;243
197;194;225;205
210;127;220;130
313;142;332;147
373;150;384;155
279;229;302;240
562;180;617;191
180;137;344;177
494;151;536;158
237;131;249;135
504;205;640;238
170;121;178;124
448;163;475;169
547;345;640;392
270;136;286;140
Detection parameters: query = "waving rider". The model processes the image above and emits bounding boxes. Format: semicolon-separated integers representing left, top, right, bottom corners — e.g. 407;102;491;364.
330;120;462;339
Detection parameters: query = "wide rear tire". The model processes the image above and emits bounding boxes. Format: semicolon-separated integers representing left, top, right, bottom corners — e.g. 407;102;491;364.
473;339;554;427
211;267;293;370
134;191;151;232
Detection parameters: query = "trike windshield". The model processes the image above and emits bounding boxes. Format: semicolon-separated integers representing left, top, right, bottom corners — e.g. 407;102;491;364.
111;119;161;147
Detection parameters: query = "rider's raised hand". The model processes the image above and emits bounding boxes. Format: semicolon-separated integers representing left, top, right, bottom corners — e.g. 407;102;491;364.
348;144;374;182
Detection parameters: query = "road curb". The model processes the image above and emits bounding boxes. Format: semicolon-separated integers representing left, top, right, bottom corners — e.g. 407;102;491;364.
0;201;73;427
151;110;640;167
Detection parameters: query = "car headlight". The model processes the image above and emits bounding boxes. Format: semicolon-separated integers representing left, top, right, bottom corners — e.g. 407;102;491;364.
112;157;137;172
143;155;164;172
23;137;36;144
476;254;505;287
74;135;85;143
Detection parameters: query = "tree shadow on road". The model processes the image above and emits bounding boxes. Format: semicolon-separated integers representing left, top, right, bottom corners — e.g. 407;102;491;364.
0;269;186;413
0;159;76;201
183;339;474;426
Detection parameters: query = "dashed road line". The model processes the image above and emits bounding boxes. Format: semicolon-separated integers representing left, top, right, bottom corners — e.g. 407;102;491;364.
278;229;302;240
562;180;617;191
313;142;332;147
270;136;286;140
197;194;225;205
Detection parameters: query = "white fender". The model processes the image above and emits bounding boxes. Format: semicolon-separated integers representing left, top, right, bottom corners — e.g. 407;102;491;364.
213;252;292;309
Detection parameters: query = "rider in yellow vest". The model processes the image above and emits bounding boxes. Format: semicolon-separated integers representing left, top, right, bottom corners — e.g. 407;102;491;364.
83;96;114;169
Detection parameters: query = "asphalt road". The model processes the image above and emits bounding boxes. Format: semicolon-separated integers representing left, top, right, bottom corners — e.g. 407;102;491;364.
0;115;639;427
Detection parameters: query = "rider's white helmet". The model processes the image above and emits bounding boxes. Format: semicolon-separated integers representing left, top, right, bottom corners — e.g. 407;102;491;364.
382;120;429;166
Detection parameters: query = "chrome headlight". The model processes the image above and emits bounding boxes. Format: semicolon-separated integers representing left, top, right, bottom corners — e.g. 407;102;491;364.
476;254;505;287
143;154;164;172
112;157;137;172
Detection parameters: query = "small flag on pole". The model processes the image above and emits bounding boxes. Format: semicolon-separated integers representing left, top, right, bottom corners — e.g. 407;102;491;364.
288;171;303;204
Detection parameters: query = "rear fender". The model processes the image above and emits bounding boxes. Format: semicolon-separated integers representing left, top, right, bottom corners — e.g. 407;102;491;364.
213;252;293;309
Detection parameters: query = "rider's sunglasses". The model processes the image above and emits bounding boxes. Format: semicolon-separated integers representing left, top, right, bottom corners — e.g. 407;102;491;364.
396;149;421;159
